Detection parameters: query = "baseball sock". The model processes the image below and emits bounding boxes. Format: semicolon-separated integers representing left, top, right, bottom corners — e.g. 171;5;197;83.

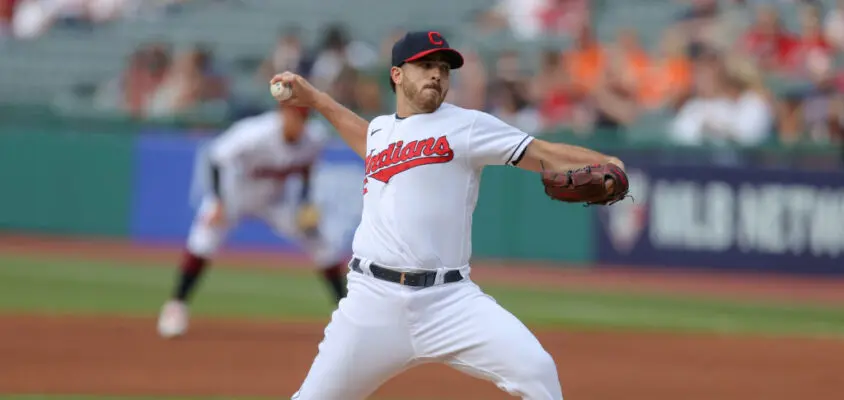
173;251;209;303
321;263;347;304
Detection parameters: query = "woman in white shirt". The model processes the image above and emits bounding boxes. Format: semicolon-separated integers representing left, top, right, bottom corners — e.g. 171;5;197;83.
670;56;773;147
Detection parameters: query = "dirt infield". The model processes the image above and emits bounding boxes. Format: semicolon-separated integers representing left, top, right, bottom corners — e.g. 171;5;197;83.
2;314;843;400
3;233;844;399
3;233;844;305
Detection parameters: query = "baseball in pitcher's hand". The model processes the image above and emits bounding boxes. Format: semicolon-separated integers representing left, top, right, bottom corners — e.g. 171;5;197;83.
270;71;320;108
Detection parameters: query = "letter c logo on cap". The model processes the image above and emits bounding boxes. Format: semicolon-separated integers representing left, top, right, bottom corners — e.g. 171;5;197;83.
428;31;444;46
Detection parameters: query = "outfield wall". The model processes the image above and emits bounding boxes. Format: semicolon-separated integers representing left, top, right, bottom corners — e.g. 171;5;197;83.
0;130;133;237
2;129;840;274
0;129;592;264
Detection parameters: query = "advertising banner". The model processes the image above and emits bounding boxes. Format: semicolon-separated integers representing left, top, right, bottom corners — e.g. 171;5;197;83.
595;164;844;275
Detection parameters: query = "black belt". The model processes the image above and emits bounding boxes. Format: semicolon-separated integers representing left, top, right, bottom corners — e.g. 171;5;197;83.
349;258;464;287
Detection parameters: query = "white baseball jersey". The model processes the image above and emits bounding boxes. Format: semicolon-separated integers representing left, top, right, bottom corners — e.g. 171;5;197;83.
207;110;329;212
291;102;562;400
352;102;534;270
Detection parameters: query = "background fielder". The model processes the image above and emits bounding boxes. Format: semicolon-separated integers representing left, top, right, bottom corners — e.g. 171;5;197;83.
157;103;350;338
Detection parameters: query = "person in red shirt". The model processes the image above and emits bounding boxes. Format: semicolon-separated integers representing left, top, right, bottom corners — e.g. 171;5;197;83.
531;49;584;131
741;4;801;73
797;3;834;61
536;0;590;37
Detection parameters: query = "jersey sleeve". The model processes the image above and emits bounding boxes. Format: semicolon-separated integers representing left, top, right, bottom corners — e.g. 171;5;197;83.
467;111;535;168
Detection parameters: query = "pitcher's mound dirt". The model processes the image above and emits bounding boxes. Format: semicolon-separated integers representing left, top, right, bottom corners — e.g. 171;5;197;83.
1;315;843;400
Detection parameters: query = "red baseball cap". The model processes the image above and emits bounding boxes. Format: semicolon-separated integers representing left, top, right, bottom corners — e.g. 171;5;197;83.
391;31;464;69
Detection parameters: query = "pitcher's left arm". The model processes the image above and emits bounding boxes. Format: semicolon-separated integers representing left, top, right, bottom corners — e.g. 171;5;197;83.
466;110;629;206
515;139;624;174
516;139;629;206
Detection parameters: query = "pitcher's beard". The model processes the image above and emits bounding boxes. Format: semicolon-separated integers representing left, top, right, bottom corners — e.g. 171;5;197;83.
402;83;445;113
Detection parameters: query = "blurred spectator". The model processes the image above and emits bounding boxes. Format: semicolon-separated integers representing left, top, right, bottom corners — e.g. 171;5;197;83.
309;23;377;93
0;0;17;38
536;0;590;38
669;57;730;146
12;0;113;38
823;0;844;50
146;44;228;118
490;0;544;39
722;56;775;145
741;4;801;74
86;0;137;23
778;53;844;144
93;42;172;118
530;49;562;103
563;22;605;97
588;47;642;136
12;0;83;39
257;26;313;82
490;79;541;134
674;0;723;50
670;57;773;146
5;0;843;151
489;50;532;113
329;65;360;111
10;0;186;39
799;3;832;51
639;28;693;111
353;73;384;119
493;49;526;85
793;1;834;76
478;0;591;40
532;49;586;132
468;6;509;37
610;27;650;99
698;0;747;52
447;50;488;112
676;0;721;22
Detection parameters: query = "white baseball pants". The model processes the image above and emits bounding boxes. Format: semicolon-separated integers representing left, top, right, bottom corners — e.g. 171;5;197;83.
186;196;344;268
291;260;563;400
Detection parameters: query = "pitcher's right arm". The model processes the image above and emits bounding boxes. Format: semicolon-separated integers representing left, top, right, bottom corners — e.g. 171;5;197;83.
271;72;368;159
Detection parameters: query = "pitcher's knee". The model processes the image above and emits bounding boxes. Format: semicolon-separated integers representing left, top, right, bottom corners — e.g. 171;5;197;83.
512;349;562;399
521;348;559;382
186;229;222;257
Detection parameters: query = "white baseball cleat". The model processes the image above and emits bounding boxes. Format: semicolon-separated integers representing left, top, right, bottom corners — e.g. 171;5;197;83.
157;300;189;339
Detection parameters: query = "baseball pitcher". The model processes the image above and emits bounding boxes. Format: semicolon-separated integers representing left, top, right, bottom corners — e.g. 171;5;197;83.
271;31;630;400
157;103;350;339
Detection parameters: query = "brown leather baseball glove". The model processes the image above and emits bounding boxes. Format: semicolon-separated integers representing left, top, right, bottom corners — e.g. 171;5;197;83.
541;163;630;206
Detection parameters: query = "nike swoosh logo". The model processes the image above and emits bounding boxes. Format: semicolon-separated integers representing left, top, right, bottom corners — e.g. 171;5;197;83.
370;128;382;136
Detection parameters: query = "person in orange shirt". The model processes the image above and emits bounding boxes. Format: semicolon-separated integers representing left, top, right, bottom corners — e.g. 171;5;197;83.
613;28;651;88
563;22;605;96
639;30;693;111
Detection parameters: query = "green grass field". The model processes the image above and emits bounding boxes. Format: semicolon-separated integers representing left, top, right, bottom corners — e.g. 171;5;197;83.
2;253;844;400
2;255;844;337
